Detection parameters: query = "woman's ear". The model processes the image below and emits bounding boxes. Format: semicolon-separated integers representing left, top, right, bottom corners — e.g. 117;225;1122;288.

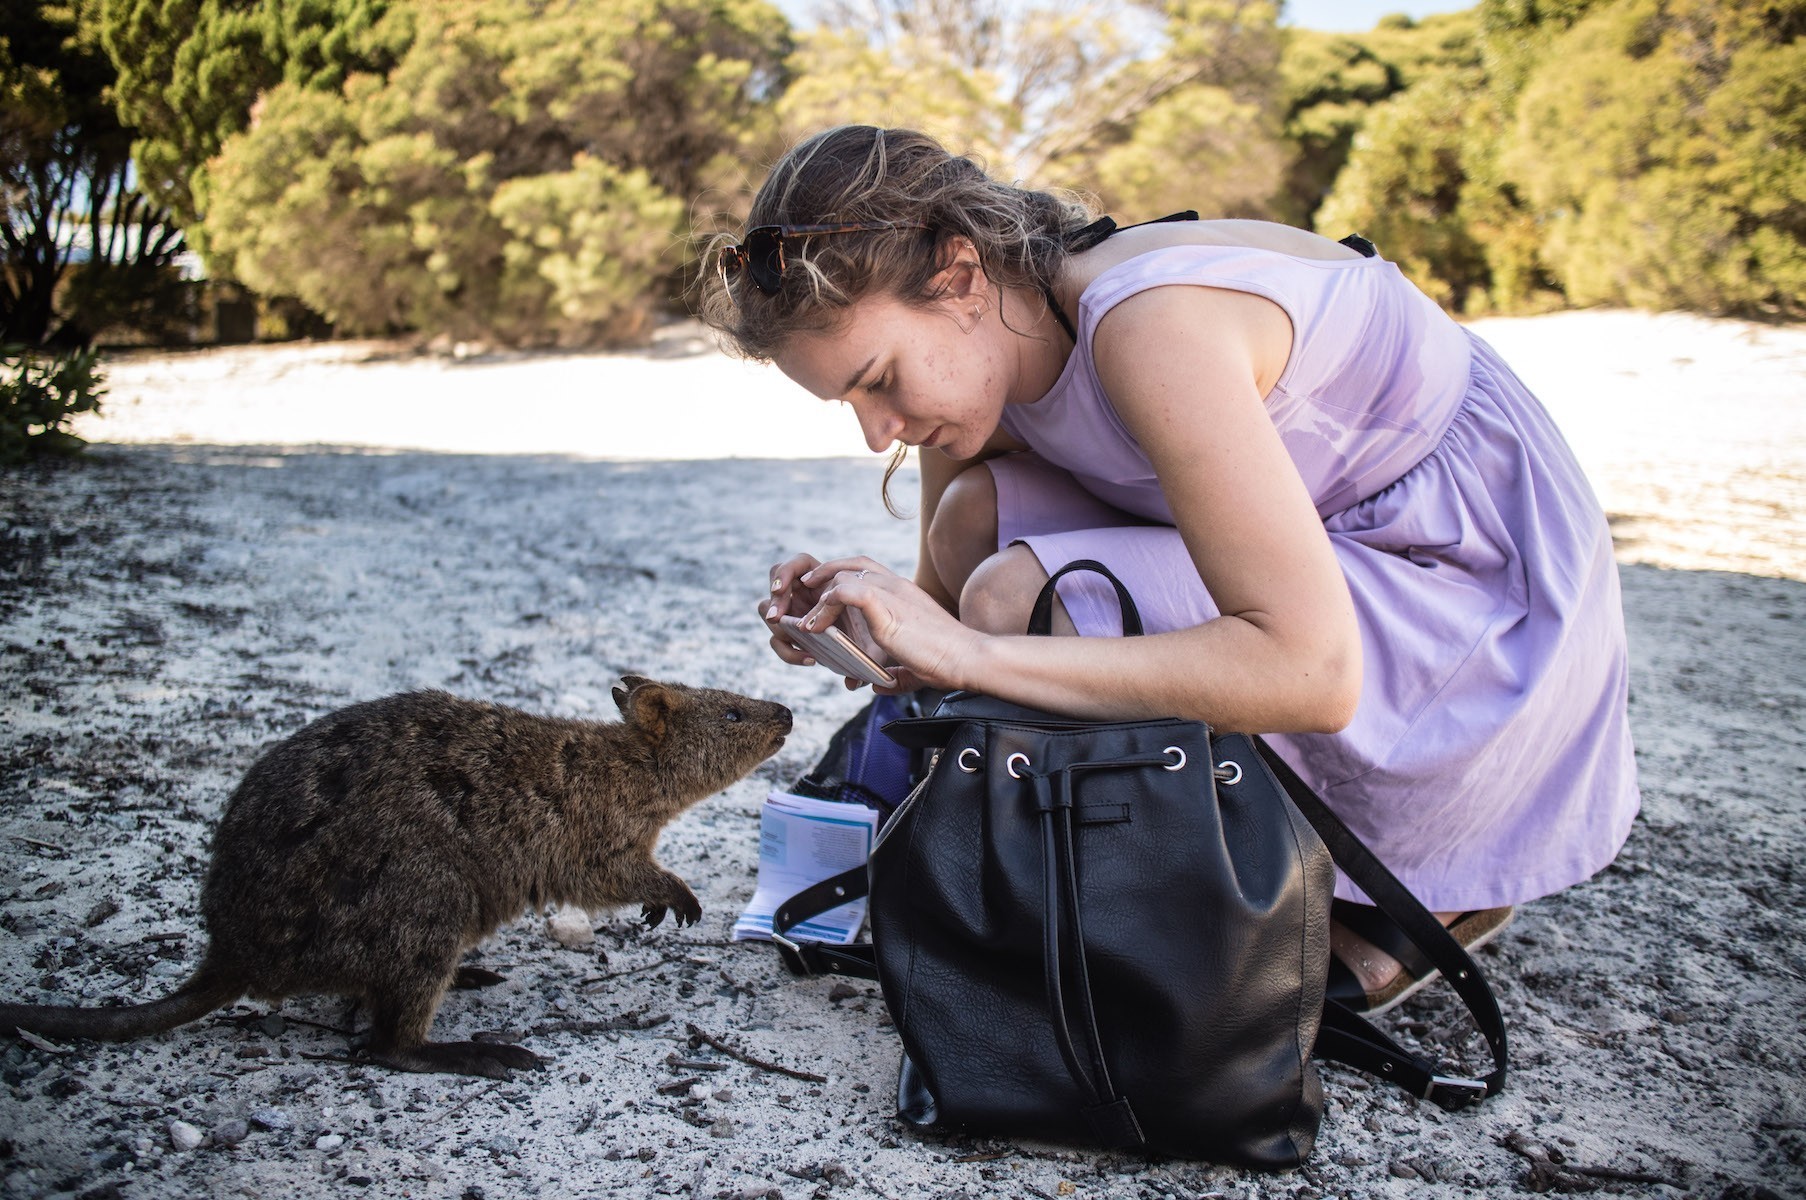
929;235;988;303
928;236;990;331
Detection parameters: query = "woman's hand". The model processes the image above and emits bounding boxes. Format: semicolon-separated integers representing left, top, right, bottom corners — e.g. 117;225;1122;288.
759;553;985;692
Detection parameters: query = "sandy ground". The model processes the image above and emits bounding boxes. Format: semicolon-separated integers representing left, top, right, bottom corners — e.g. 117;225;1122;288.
1;310;1802;1199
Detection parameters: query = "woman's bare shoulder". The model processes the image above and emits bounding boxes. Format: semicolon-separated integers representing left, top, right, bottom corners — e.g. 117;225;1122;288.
1090;282;1294;401
1061;218;1362;296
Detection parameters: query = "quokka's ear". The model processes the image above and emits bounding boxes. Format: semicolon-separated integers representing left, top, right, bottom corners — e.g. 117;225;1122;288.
613;674;653;715
625;680;673;745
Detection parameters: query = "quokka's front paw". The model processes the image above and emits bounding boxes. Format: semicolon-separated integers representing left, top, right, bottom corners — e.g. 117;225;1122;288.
641;877;702;929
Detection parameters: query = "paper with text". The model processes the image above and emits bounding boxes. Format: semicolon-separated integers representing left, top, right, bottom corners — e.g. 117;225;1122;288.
733;790;880;945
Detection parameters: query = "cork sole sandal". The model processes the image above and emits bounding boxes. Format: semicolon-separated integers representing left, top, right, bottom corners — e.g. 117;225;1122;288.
1326;902;1515;1015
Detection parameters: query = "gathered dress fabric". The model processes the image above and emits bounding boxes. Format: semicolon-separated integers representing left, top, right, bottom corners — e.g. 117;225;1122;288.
990;243;1640;911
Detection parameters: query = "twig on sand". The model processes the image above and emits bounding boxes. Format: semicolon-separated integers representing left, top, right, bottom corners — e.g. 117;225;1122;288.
12;835;69;856
533;1010;671;1037
684;1022;827;1083
297;1050;363;1066
1498;1130;1680;1189
412;1080;505;1148
581;955;687;989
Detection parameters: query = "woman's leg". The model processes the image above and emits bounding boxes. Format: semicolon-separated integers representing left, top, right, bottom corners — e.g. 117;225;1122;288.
925;462;1001;603
928;462;1075;636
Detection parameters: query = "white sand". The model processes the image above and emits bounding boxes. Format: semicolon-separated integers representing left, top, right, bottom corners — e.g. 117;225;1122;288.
3;308;1802;1198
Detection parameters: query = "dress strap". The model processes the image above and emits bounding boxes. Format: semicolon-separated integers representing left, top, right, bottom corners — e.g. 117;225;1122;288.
1045;211;1202;343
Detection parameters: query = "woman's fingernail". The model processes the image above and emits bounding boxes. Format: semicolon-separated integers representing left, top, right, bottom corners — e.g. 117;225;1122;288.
803;615;815;629
802;657;816;666
767;603;780;620
770;578;781;592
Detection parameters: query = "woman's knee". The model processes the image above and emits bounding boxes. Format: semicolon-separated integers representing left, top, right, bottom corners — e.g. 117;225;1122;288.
927;464;1000;599
960;544;1073;636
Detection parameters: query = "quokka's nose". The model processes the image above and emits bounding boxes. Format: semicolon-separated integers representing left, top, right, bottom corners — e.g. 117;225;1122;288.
773;706;794;735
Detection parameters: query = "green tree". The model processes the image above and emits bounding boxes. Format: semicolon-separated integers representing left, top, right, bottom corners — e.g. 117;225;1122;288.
1277;10;1480;227
1313;69;1489;308
198;0;790;345
774;25;1016;170
96;0;399;231
1045;0;1289;216
2;0;188;345
1505;0;1806;316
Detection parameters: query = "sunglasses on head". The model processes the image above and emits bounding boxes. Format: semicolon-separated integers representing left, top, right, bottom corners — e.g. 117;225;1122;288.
718;221;931;295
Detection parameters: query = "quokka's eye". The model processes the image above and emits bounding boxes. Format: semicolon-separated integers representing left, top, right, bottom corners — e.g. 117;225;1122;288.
725;708;743;723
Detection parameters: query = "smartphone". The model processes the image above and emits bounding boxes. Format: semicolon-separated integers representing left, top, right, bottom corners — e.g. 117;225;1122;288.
778;615;898;689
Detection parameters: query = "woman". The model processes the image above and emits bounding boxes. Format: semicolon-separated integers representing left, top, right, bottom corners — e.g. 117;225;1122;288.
700;125;1639;1013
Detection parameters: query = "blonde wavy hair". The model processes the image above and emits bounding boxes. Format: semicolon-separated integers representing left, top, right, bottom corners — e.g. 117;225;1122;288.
696;125;1096;361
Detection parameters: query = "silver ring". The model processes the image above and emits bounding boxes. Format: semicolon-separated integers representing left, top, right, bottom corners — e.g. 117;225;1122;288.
1006;752;1030;779
957;747;981;774
1216;760;1243;786
1163;746;1186;771
856;569;869;579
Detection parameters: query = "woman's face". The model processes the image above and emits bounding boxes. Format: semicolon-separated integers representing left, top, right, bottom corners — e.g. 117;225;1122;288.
773;289;1014;461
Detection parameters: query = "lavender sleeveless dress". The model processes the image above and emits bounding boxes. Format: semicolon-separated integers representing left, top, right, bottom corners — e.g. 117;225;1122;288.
991;243;1639;911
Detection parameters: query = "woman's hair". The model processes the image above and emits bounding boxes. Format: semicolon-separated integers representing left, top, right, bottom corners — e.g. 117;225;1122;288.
696;126;1096;362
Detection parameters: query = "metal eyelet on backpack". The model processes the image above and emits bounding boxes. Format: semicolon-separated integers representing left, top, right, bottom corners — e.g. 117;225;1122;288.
1163;746;1186;771
957;747;981;773
1005;752;1031;779
1215;761;1243;786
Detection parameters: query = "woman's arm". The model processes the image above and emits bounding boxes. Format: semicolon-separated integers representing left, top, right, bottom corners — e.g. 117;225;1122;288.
811;285;1362;733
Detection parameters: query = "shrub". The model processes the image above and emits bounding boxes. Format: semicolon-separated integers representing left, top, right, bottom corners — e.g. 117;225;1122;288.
0;346;107;463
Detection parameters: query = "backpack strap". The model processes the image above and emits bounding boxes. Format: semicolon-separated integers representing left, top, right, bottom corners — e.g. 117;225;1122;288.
1253;739;1508;1108
1043;211;1202;342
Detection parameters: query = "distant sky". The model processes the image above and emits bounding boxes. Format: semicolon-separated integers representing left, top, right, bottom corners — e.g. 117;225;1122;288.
777;2;1478;35
1279;1;1475;31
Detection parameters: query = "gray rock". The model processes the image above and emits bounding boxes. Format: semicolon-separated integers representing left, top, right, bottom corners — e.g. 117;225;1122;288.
314;1133;345;1152
212;1119;250;1147
485;1134;520;1156
249;1107;292;1131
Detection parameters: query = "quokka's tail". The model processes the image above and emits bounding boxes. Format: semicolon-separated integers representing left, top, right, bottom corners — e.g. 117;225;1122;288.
0;962;242;1043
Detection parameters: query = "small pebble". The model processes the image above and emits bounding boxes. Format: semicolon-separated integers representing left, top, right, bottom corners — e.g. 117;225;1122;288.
315;1133;344;1152
167;1120;204;1152
712;1088;733;1103
250;1107;292;1131
485;1134;519;1156
212;1119;250;1147
547;906;595;949
709;1117;735;1139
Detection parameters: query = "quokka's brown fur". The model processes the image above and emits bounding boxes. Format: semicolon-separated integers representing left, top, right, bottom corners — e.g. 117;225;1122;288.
0;676;791;1079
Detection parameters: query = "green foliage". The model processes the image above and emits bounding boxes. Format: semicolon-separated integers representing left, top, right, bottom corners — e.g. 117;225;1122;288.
1092;82;1287;219
1277;10;1480;227
197;0;790;345
1045;0;1288;214
2;0;188;345
0;343;105;462
97;0;400;230
1314;70;1489;308
774;26;1015;169
1506;0;1806;316
490;156;686;345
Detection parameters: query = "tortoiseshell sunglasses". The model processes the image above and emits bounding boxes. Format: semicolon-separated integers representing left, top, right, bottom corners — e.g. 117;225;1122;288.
717;221;930;295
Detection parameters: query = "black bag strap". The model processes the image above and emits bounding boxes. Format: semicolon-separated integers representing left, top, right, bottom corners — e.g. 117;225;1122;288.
1252;739;1508;1107
771;865;877;978
1029;558;1144;636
